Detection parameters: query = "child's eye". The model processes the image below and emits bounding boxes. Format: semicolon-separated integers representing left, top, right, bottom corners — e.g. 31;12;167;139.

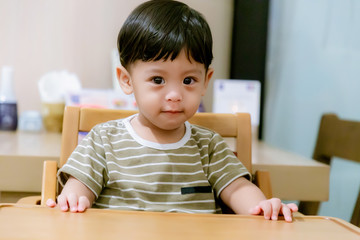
152;77;165;85
183;77;195;85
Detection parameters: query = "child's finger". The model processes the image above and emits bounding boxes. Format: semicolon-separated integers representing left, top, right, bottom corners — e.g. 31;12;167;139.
259;201;272;220
57;195;69;212
270;199;282;220
46;198;56;208
249;205;262;215
281;205;293;222
67;193;79;212
77;196;90;212
287;203;298;212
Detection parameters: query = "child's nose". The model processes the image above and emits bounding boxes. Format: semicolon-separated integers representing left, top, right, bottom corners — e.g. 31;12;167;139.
165;88;182;102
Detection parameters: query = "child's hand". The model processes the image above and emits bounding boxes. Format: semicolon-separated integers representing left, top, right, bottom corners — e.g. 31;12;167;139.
45;176;95;212
250;198;298;222
46;194;91;213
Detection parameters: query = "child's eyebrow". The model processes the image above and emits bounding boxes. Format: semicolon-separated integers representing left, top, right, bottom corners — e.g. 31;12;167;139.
144;68;204;76
182;69;204;76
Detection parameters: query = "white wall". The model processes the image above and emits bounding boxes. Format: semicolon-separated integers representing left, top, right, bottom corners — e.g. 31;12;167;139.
265;0;360;221
0;0;233;113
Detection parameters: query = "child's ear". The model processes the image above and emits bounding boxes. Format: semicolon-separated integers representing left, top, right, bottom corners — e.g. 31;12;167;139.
117;66;133;95
202;67;214;96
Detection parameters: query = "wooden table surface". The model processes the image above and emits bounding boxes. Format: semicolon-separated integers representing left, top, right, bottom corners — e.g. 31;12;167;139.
0;131;329;201
0;204;359;240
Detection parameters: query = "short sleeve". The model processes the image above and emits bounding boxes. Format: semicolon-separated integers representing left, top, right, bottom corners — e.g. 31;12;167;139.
57;126;108;198
206;133;251;197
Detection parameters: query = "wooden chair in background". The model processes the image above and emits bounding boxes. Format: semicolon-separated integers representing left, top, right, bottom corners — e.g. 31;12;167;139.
19;106;272;211
298;114;360;227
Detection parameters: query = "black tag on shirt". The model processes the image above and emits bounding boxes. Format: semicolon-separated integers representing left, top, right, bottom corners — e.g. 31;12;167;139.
181;186;212;195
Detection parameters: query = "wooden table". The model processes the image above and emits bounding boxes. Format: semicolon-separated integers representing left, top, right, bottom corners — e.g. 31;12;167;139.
252;141;329;201
227;139;330;201
0;131;329;201
0;131;61;193
0;204;358;240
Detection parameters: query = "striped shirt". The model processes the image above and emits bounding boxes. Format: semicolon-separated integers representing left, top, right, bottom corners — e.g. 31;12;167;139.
58;115;250;214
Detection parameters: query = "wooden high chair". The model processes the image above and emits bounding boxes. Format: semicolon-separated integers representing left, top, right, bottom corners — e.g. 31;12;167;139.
299;114;360;227
18;106;272;210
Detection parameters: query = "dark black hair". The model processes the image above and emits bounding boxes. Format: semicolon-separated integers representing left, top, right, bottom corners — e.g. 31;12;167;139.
117;0;213;70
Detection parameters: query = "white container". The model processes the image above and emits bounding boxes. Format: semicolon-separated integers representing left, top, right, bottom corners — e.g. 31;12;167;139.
18;111;42;132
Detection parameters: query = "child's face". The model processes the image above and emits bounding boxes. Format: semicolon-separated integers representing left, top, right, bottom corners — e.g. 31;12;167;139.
118;50;213;131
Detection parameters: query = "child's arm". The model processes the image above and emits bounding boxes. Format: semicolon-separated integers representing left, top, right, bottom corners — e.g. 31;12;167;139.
46;176;96;213
220;177;298;222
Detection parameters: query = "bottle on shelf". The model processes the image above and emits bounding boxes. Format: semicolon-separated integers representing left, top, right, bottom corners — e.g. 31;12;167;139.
0;66;18;130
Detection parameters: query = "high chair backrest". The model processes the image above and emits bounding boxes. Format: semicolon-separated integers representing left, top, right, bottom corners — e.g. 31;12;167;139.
312;114;360;165
60;106;252;172
299;114;360;227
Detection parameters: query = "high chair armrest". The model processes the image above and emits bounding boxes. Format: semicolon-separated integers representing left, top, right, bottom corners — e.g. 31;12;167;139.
41;160;58;206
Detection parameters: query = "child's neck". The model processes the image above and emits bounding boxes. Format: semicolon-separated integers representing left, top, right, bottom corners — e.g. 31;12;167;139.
130;116;186;144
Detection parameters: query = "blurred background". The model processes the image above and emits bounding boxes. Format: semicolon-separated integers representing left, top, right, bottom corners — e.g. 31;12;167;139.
0;0;233;114
1;0;360;222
